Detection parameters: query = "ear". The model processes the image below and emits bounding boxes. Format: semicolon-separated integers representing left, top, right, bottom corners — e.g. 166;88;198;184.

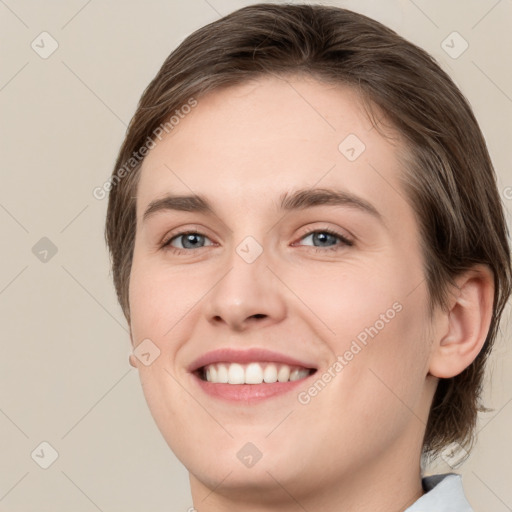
129;353;138;368
429;264;495;378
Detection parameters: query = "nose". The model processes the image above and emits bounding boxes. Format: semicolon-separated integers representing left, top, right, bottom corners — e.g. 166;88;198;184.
203;244;287;332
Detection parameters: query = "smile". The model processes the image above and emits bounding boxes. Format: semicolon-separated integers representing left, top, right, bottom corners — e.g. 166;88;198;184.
188;348;318;402
200;361;315;384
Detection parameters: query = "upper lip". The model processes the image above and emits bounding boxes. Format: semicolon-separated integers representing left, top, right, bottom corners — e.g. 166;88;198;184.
188;348;318;373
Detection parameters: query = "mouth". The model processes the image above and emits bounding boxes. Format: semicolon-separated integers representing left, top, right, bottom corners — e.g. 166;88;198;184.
195;362;316;384
188;348;318;402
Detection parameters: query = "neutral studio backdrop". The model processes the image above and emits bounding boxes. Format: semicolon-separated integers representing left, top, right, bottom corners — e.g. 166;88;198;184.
1;0;511;510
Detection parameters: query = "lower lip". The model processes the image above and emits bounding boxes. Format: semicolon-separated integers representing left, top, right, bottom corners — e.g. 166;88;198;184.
192;372;315;402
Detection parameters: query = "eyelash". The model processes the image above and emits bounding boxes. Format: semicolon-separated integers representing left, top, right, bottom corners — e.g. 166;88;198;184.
160;227;354;255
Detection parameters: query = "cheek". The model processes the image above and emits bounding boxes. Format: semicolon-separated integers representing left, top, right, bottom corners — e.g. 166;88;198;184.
289;257;431;408
128;257;206;343
305;281;431;427
283;259;412;345
291;298;431;474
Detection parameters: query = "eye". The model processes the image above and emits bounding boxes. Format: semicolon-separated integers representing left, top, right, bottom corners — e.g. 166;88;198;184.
295;228;353;252
162;231;214;253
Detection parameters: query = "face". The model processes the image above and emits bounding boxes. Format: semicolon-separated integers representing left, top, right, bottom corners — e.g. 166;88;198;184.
128;74;438;502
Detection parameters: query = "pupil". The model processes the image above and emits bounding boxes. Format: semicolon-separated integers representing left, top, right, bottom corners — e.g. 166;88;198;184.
184;234;202;248
315;232;334;246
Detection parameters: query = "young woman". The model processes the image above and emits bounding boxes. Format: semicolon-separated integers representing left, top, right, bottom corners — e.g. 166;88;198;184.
104;4;511;510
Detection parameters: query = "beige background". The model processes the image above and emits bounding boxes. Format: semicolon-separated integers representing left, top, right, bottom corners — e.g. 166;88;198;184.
1;0;511;510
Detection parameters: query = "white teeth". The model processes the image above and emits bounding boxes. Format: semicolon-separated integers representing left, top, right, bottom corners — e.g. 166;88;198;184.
289;368;302;381
263;363;278;383
202;362;312;384
217;364;228;383
245;362;264;384
228;363;245;384
277;365;290;382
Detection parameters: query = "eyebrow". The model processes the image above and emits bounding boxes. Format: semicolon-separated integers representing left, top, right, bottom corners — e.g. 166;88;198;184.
142;187;383;224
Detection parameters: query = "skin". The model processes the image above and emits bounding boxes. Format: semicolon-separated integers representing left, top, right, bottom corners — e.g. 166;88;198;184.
127;74;494;511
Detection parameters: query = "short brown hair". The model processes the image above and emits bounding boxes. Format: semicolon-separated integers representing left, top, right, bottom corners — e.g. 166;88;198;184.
105;3;512;457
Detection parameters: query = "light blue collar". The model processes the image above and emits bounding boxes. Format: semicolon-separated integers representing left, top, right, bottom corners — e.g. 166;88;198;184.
405;473;473;511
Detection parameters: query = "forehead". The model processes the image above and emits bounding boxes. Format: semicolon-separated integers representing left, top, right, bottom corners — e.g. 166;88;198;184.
136;74;409;225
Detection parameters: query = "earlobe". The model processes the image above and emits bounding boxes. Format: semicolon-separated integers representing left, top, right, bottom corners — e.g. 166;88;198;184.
429;264;494;379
